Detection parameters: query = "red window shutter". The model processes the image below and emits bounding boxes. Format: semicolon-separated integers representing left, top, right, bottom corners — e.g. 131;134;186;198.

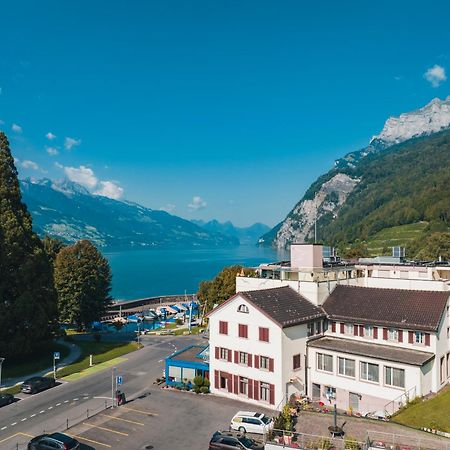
254;380;260;400
374;327;378;339
224;322;228;334
269;384;275;405
227;373;233;393
354;324;359;336
331;322;336;333
425;333;430;346
233;375;239;394
266;328;270;342
359;325;364;337
259;327;263;340
248;379;253;399
244;325;248;338
215;346;220;360
383;328;388;340
254;355;260;369
219;321;228;334
408;331;414;343
227;349;232;362
234;350;238;363
340;323;344;334
248;354;252;367
398;330;403;343
269;358;274;372
238;324;242;337
214;370;219;389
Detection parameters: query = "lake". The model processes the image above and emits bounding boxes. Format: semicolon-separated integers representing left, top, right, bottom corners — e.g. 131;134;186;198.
104;245;287;300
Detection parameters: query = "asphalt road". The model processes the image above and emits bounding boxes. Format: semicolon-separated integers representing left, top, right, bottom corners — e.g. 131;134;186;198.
0;335;203;449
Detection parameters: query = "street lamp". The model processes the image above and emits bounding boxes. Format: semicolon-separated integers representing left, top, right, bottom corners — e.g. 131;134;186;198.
0;358;5;392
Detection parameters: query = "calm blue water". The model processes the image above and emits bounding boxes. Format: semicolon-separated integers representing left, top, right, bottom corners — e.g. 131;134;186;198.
104;245;286;300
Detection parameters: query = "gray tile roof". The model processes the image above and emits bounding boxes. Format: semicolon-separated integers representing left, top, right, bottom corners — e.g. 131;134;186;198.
241;286;326;328
308;336;434;366
322;286;449;332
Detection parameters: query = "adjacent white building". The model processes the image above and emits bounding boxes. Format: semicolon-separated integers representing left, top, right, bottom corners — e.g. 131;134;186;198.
208;244;450;414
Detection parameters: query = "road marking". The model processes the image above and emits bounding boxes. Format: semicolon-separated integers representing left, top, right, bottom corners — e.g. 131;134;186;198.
73;397;79;401
21;418;27;422
64;400;69;403
121;406;159;416
82;422;128;436
83;396;89;399
67;434;111;448
0;432;33;444
10;422;17;426
56;402;61;406
93;396;112;400
48;406;53;410
0;426;7;430
39;410;45;414
158;359;163;362
100;414;144;426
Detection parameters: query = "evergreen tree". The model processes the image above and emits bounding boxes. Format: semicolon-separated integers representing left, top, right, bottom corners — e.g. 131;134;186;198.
54;240;112;329
0;132;57;358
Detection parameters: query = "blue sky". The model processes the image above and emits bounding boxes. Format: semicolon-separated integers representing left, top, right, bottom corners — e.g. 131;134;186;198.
0;0;449;227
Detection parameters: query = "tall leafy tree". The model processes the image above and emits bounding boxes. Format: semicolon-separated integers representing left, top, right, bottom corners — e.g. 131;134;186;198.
54;240;112;329
0;132;57;358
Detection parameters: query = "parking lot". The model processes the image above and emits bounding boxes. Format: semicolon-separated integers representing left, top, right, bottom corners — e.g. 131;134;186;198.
66;387;273;450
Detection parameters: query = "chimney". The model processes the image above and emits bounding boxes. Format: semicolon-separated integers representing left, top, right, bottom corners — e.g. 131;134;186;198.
290;243;323;270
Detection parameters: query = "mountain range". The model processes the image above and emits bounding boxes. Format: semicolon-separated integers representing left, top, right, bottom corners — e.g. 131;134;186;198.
20;178;239;249
260;96;450;252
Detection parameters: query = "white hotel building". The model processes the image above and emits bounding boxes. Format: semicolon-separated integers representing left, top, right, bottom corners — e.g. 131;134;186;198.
208;244;450;414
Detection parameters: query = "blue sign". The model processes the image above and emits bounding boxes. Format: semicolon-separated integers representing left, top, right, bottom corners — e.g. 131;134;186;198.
54;352;60;360
117;376;123;385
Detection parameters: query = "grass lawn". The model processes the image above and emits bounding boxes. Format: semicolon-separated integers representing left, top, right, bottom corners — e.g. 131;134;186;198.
173;326;203;335
56;341;139;378
2;341;70;380
392;386;450;432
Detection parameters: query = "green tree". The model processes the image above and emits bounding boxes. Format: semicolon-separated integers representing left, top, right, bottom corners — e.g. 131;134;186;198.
42;235;66;263
0;132;57;358
413;232;450;261
197;265;256;314
54;239;112;329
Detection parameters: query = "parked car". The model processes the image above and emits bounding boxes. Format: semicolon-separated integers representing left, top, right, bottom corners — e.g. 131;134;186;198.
0;393;14;407
21;376;56;394
230;411;274;435
209;431;264;449
27;433;80;450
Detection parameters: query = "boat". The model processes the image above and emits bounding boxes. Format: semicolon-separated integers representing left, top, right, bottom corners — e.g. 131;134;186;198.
127;314;143;323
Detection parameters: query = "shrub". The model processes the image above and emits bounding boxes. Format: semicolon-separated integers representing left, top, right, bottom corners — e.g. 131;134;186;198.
200;386;210;394
175;318;183;325
344;436;360;450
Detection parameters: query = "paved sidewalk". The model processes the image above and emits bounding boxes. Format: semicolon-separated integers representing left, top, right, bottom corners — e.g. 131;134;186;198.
2;340;82;388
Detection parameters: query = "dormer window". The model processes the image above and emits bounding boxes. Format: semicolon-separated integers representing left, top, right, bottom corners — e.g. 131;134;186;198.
238;304;249;314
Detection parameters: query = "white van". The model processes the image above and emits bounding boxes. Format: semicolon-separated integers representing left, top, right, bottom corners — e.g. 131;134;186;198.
230;411;274;435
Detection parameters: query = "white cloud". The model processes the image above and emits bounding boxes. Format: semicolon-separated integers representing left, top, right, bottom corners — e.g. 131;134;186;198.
160;203;176;213
21;160;39;170
54;162;64;169
188;196;207;211
46;132;56;140
424;64;447;87
63;165;98;189
94;181;124;200
64;137;81;150
12;123;22;133
46;146;59;156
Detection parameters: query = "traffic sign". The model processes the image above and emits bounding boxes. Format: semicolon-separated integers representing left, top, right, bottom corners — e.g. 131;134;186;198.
54;352;60;360
117;376;123;385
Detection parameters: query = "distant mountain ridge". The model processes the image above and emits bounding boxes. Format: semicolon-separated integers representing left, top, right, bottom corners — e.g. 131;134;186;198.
20;178;238;249
192;219;270;245
260;96;450;249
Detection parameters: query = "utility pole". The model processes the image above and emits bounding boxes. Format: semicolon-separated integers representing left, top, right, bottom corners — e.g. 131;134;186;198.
0;358;5;392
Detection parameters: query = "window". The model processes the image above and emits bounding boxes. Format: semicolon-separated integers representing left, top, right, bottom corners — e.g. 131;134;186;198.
345;323;354;335
415;331;425;344
338;357;355;378
307;323;314;336
239;377;248;395
260;382;270;402
220;348;229;360
360;362;379;382
316;321;322;334
220;374;228;389
388;328;398;341
239;352;248;365
325;386;336;400
385;366;405;388
317;353;333;372
364;325;374;338
238;304;249;314
293;354;301;370
238;324;248;338
260;356;269;370
259;327;269;342
219;321;228;335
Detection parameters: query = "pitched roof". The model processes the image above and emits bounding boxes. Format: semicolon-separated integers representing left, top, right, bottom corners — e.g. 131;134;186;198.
322;285;449;332
308;336;434;366
239;286;326;328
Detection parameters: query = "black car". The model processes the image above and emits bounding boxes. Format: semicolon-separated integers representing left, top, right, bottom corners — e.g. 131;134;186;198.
209;431;264;450
0;393;14;407
27;433;80;450
21;376;56;394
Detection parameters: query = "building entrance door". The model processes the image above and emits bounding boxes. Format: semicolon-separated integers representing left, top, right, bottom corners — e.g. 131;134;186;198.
312;383;321;400
349;392;359;411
